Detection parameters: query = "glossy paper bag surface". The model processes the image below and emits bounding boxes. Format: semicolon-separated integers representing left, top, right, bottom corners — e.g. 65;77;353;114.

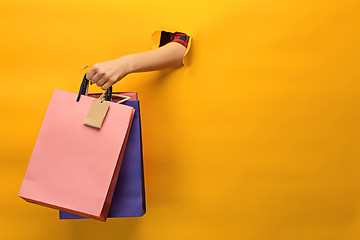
18;88;135;221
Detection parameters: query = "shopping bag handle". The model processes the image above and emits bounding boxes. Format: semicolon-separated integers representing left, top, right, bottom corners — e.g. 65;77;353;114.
76;73;112;102
112;94;131;104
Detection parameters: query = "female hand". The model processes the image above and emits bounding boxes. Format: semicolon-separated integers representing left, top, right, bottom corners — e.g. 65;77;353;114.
85;57;131;90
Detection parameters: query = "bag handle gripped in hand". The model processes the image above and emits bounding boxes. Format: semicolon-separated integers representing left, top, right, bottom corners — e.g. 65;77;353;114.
76;72;130;104
76;73;112;102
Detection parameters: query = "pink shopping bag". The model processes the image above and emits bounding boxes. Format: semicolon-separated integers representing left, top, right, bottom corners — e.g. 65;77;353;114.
19;87;135;221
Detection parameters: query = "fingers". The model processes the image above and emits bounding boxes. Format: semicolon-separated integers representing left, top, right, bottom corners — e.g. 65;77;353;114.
92;72;104;84
95;76;107;89
86;63;104;83
84;62;120;90
85;64;106;89
101;81;113;90
85;65;97;81
97;79;114;90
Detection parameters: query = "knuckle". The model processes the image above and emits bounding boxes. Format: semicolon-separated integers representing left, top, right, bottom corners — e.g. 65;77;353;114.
103;74;109;80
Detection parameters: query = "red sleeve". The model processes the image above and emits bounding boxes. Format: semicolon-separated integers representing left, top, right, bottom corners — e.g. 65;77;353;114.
170;32;190;48
159;31;190;48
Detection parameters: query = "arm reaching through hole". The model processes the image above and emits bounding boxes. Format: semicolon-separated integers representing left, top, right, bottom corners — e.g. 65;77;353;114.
85;32;190;90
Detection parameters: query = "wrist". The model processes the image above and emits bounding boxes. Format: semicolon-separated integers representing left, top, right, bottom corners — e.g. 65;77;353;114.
118;55;135;75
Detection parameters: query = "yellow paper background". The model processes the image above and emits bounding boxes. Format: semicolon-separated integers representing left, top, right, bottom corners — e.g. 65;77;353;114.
1;0;360;239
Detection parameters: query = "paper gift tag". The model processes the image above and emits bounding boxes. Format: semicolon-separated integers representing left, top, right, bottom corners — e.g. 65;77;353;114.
84;98;110;128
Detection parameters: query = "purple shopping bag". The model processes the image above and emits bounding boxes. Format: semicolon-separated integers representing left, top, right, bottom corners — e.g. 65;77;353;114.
59;92;146;219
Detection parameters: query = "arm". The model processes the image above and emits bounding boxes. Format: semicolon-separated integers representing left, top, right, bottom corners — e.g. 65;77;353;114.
85;42;187;90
